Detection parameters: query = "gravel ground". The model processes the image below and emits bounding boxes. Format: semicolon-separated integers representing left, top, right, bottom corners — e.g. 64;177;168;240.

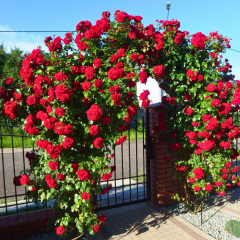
166;190;240;240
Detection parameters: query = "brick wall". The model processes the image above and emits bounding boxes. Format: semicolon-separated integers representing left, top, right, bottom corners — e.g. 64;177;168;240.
147;103;185;207
0;208;58;240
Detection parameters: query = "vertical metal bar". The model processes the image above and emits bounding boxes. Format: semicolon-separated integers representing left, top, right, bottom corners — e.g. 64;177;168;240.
146;109;151;201
107;168;109;207
236;110;238;178
128;125;131;202
21;128;26;210
121;131;124;203
11;122;18;214
22;126;29;213
142;115;146;199
136;115;138;200
114;148;117;205
177;175;180;215
0;118;8;215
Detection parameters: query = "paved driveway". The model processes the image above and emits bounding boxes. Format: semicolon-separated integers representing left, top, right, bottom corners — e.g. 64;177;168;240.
0;140;146;201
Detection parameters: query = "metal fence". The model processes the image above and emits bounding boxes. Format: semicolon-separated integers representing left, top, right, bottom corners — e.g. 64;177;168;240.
0;111;149;216
96;112;149;210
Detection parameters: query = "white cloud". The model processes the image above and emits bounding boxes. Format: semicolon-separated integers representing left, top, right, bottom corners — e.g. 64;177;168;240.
0;23;48;53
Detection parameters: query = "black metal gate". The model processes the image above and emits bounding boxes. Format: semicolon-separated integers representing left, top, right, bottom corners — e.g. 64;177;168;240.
96;110;149;210
0;111;149;216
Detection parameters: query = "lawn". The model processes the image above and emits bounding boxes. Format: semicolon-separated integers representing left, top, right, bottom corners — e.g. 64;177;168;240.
0;126;37;148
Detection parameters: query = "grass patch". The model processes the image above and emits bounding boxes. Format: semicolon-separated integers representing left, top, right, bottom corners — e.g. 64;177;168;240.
225;220;240;238
0;204;46;217
132;172;146;183
0;198;25;205
0;126;37;148
126;128;144;142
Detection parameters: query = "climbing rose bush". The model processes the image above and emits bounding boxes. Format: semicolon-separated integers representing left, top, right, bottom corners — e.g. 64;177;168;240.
1;9;240;235
152;23;240;212
0;10;158;236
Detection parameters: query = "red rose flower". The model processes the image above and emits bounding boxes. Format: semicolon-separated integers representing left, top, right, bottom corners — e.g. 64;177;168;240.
110;54;119;63
48;161;59;170
20;174;30;185
89;125;99;136
128;31;136;39
198;138;216;151
98;214;106;223
176;165;187;171
215;181;223;186
13;176;21;186
205;184;213;191
85;66;95;80
184;107;194;115
194;186;201;191
82;81;91;91
87;104;103;121
56;226;65;235
184;94;192;100
77;169;91;180
55;107;65;116
218;191;225;197
202;115;211;123
197;74;204;81
54;72;68;81
205;118;218;131
153;65;165;78
62;136;75;149
5;77;14;85
94;79;102;88
211;99;221;107
206;84;216;92
102;173;112;181
82;192;90;200
71;81;81;90
46;179;58;188
117;48;126;57
218;103;231;115
107;67;119;80
192;122;199;127
93;137;103;148
219;141;231;149
57;173;65;181
26;95;38;105
195;148;202;154
188;177;195;184
225;162;232;168
93;223;100;232
71;163;79;173
193;167;204;179
130;53;138;61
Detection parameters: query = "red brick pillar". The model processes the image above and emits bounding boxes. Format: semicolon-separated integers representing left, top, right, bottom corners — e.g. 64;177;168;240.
146;103;184;207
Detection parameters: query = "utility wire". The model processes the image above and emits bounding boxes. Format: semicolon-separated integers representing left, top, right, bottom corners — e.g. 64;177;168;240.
229;49;240;53
0;31;76;32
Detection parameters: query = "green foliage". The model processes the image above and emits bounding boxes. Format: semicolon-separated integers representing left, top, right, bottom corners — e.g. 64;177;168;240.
225;220;240;237
0;44;24;86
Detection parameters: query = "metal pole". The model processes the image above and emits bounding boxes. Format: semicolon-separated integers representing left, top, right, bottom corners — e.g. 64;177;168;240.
166;2;171;20
146;109;151;201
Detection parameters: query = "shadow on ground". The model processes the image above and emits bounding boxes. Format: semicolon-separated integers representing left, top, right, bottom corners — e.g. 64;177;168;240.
95;202;171;239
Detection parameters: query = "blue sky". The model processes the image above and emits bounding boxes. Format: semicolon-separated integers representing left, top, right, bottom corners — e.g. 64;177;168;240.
0;0;239;79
